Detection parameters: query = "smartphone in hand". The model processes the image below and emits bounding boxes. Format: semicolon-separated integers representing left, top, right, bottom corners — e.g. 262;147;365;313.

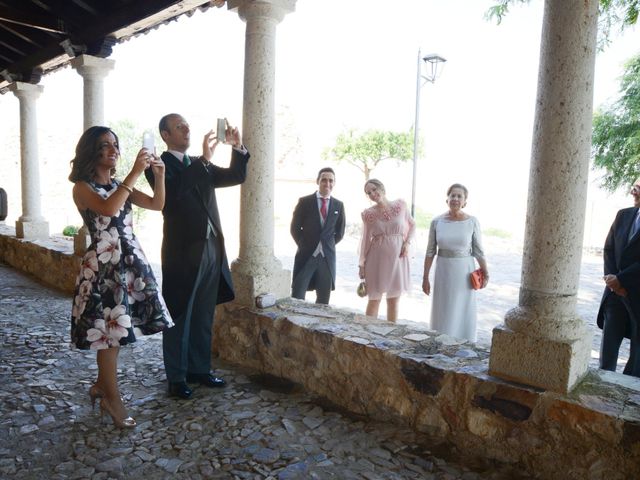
142;130;155;153
216;118;226;143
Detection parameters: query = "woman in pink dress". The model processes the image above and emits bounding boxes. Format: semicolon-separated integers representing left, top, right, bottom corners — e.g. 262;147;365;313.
359;179;415;321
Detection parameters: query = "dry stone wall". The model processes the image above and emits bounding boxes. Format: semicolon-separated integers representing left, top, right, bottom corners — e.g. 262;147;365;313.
0;226;79;293
215;300;640;480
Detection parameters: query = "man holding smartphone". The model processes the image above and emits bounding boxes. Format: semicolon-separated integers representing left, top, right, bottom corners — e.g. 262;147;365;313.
290;167;346;304
145;113;249;399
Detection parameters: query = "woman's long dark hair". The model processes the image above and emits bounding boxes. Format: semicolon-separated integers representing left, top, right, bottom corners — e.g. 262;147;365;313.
68;126;119;183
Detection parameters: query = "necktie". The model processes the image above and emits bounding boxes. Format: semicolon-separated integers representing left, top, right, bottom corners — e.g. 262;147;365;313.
183;154;191;167
320;198;328;220
631;212;640;240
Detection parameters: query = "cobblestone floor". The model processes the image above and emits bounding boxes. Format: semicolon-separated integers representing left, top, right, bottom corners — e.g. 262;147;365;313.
0;262;535;480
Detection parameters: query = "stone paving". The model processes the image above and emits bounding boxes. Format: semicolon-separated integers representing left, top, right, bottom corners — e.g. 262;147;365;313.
0;262;536;480
0;230;630;479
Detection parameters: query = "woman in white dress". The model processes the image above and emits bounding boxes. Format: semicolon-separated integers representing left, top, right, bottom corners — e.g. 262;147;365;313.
422;184;489;342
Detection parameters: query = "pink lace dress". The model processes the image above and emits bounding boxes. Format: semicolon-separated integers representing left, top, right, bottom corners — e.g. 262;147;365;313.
359;199;415;300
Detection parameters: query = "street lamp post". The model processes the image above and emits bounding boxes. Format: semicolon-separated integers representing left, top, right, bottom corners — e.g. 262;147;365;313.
411;49;446;218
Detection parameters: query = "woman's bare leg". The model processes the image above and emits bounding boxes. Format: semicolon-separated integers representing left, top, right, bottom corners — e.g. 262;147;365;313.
366;299;381;318
96;347;128;420
386;296;399;322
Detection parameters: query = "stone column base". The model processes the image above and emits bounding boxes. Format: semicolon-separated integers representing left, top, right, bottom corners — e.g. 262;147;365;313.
488;324;591;393
231;265;291;307
16;220;49;240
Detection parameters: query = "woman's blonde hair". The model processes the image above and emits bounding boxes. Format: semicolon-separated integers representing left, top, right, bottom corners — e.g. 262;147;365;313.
364;178;385;194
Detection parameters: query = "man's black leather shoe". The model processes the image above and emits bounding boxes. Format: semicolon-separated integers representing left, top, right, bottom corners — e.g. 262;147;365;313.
168;381;193;399
186;373;227;388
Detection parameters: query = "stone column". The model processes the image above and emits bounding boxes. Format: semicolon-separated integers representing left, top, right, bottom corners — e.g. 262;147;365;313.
227;0;296;305
10;82;49;239
489;0;598;393
71;55;115;254
71;55;115;130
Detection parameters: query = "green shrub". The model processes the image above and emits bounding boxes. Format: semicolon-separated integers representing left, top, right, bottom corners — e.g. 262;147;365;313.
62;225;80;236
414;207;433;229
484;227;511;239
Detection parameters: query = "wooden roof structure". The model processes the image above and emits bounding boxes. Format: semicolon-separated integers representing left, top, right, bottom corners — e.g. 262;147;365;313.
0;0;221;93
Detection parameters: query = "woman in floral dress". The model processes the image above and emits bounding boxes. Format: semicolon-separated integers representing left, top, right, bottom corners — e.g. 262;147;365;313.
69;126;173;428
359;179;415;321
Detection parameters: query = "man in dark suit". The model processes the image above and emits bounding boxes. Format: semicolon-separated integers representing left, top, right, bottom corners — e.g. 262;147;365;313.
290;167;346;304
597;181;640;377
146;113;249;399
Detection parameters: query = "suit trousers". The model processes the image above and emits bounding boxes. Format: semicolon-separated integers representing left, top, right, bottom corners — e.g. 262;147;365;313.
163;234;221;382
291;254;332;304
600;293;640;376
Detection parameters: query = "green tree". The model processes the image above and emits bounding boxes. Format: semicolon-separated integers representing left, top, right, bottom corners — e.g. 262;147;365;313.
323;129;415;181
109;118;157;191
486;0;639;47
592;53;640;192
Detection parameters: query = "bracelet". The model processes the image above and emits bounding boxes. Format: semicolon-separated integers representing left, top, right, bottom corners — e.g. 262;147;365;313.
119;183;133;194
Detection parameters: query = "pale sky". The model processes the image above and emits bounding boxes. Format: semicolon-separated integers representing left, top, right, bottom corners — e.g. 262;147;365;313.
1;0;639;246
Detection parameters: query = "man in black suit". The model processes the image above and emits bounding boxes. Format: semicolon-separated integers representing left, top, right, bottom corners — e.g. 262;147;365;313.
290;167;346;304
597;181;640;377
146;113;249;398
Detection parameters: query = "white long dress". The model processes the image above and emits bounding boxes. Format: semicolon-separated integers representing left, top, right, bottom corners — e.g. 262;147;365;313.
426;215;485;342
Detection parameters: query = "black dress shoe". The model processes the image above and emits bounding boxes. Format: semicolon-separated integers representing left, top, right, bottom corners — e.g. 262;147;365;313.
186;373;227;388
168;381;193;399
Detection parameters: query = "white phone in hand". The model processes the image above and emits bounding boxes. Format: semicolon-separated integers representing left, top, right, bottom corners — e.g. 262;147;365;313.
216;118;226;143
142;130;155;153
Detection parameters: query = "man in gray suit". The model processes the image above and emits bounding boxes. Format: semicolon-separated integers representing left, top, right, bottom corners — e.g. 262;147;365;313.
290;167;346;304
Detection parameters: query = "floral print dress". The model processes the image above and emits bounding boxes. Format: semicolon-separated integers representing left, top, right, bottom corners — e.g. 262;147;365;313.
71;180;173;350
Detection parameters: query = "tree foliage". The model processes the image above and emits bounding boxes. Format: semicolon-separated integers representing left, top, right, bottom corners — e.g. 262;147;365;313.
110;118;159;191
592;53;640;192
109;118;161;223
323;129;415;181
486;0;639;47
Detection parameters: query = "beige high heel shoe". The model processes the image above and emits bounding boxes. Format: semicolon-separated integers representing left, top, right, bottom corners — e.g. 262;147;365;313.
99;398;137;429
89;384;104;410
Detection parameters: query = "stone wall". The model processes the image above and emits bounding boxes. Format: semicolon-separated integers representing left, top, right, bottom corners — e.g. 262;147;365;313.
0;226;79;293
214;300;640;480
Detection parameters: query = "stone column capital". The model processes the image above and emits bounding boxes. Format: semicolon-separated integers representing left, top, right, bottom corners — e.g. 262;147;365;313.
70;54;115;79
228;0;296;24
10;82;43;100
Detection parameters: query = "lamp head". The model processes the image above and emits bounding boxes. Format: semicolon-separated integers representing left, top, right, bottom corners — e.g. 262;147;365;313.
421;53;446;83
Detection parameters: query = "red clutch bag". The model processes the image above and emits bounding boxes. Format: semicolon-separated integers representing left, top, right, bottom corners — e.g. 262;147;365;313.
470;268;484;290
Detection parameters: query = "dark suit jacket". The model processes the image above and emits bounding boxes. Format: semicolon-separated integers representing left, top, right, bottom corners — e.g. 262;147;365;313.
145;149;249;317
290;193;345;291
597;206;640;338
